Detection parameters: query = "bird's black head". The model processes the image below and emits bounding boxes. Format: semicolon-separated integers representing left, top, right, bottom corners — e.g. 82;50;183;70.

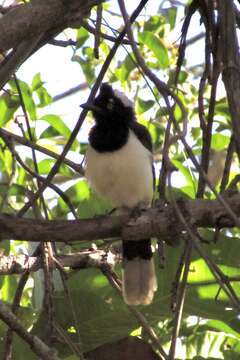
81;83;135;125
83;84;135;152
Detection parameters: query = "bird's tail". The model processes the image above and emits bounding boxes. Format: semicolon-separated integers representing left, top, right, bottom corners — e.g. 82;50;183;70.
122;239;157;305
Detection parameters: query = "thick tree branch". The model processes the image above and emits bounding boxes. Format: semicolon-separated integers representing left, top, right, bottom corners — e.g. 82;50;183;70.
0;194;239;243
0;1;106;90
0;0;105;52
0;35;43;90
218;0;240;159
0;250;120;275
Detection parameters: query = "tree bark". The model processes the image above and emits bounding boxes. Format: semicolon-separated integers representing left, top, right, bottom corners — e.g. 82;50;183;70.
0;0;105;52
0;193;239;243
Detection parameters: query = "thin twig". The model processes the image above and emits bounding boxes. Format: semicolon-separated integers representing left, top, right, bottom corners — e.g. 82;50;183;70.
94;4;102;59
3;273;29;359
0;127;83;174
157;119;172;200
169;243;192;360
197;67;220;197
170;243;188;312
7;74;55;353
187;275;240;287
82;20;132;45
218;0;240;160
220;135;235;193
0;134;78;218
52;83;88;103
180;136;240;227
55;274;86;360
0;301;60;360
118;0;188;136
48;38;77;47
169;172;240;310
0;34;43;90
53;320;85;359
168;173;193;359
101;266;168;360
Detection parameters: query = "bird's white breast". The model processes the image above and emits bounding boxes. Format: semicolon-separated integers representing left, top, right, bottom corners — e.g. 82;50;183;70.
85;130;153;208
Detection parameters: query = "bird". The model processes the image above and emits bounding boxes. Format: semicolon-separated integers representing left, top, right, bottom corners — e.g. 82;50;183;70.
81;83;157;305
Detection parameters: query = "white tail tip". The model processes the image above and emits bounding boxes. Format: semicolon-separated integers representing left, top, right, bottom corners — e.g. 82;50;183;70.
122;258;157;305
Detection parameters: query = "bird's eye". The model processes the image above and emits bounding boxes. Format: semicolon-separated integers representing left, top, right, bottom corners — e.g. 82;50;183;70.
107;98;114;110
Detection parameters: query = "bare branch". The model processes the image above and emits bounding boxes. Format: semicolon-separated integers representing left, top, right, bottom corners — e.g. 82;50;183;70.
94;4;103;59
0;301;60;360
218;0;240;160
0;128;84;174
169;176;240;311
169;242;192;360
0;250;120;275
0;35;42;90
101;267;168;359
0;1;104;52
52;83;88;103
82;21;133;45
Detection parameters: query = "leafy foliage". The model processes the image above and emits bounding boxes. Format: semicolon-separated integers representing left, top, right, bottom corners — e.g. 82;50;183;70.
0;0;240;359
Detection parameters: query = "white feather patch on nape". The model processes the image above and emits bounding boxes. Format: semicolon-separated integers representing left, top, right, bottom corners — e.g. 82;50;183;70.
113;89;134;109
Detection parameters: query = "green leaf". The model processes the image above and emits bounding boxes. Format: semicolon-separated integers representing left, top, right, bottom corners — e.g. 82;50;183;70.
215;98;230;119
72;47;96;84
52;180;90;218
179;329;235;359
36;87;52;107
0;94;19;126
37;158;74;178
205;319;240;338
167;7;177;29
31;72;43;91
0;184;26;197
171;158;197;191
115;53;136;82
136;98;154;115
32;73;52;107
32;239;240;355
0;149;14;178
9;79;37;120
211;133;230;150
191;127;201;140
76;27;90;48
39;114;78;149
77;189;112;219
1;276;18;302
32;268;141;355
40;125;60;138
222;352;240;360
138;31;169;69
139;119;163;148
37;158;55;174
144;15;164;33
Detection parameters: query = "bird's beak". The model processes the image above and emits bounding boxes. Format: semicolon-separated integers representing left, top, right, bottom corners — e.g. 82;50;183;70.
80;103;104;115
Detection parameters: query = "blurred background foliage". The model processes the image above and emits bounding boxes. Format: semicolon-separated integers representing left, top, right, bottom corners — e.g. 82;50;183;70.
0;0;240;359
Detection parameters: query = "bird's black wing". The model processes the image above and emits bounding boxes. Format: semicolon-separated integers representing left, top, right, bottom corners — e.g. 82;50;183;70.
130;122;155;191
130;122;152;152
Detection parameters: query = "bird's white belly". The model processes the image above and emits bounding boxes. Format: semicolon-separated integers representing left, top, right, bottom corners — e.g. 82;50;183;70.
85;131;153;208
